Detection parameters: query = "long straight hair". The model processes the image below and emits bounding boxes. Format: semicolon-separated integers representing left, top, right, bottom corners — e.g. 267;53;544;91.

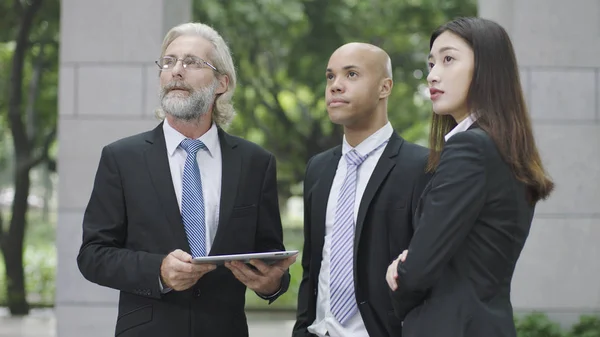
426;17;554;204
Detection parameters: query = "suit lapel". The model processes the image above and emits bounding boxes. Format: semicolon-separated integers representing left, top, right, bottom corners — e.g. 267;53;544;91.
210;128;241;254
354;133;404;257
144;123;190;252
311;148;342;254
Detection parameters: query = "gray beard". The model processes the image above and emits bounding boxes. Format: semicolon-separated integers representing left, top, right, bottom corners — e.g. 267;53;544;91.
160;81;218;121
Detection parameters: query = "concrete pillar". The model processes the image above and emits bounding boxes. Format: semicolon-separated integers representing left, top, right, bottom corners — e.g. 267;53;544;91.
56;1;191;335
479;0;600;326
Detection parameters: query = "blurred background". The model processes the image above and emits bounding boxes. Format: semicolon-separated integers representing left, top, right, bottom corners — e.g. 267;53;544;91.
0;0;599;336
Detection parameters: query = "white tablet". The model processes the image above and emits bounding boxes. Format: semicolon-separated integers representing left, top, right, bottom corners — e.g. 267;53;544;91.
191;250;299;265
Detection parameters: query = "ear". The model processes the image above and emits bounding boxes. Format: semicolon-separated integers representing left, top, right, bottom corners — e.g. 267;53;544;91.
216;74;229;95
379;78;393;99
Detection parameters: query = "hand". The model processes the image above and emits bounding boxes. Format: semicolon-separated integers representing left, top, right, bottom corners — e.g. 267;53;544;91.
386;250;408;291
160;249;216;291
225;255;297;296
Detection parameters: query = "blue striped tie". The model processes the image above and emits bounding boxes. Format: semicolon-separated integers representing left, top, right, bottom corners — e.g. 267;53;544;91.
179;139;207;258
329;149;368;325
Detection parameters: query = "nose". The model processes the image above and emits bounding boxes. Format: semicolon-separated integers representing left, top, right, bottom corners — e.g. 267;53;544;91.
427;66;440;86
171;60;185;79
329;77;345;94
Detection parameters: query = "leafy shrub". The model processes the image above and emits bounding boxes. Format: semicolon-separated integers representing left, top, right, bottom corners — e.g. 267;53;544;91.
515;312;565;337
0;244;56;306
569;315;600;337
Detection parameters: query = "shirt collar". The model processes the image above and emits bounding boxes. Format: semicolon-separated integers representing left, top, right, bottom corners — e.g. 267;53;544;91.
444;114;476;142
163;119;220;157
342;121;393;157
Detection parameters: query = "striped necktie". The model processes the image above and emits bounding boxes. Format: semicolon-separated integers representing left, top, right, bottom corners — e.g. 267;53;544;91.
330;139;389;325
329;149;368;325
179;139;207;258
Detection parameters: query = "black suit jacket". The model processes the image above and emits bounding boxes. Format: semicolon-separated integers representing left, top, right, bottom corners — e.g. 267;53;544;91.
391;126;535;337
293;132;431;337
77;123;290;337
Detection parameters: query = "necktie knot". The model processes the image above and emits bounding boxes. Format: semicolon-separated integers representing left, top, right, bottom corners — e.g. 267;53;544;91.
180;139;206;155
344;149;368;167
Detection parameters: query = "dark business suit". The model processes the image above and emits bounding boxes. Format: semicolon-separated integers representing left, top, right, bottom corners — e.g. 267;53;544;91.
391;125;535;337
77;122;290;337
293;132;431;337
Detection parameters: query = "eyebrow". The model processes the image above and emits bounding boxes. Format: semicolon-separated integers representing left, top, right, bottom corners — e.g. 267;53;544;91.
164;53;202;59
326;65;360;73
428;46;459;59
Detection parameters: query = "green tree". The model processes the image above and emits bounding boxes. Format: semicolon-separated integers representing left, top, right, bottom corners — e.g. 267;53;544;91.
0;0;59;315
193;0;476;200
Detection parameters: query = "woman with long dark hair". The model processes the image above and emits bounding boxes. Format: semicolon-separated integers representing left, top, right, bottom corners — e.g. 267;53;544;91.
385;17;554;337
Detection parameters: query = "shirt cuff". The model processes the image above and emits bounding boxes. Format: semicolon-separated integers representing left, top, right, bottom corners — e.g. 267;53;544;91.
256;284;283;300
159;276;172;294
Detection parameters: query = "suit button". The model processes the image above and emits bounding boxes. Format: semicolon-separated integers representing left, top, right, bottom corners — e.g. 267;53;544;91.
194;289;201;297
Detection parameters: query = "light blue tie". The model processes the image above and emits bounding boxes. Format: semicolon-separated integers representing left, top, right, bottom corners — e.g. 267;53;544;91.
329;149;368;325
180;139;207;258
330;140;389;325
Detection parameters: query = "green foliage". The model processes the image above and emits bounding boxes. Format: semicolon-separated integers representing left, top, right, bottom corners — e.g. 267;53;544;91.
0;243;56;306
0;42;13;186
570;315;600;337
0;210;56;306
245;226;304;309
245;250;304;309
23;244;56;304
0;0;59;314
515;312;565;337
513;313;600;337
193;0;477;199
0;0;59;139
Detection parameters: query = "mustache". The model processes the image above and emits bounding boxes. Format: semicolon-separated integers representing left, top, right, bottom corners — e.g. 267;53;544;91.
163;81;193;92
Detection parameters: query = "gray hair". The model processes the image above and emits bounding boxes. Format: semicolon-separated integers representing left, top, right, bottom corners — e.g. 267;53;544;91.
155;22;237;127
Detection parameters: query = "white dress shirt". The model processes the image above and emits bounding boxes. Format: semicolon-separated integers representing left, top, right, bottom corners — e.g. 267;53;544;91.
444;114;476;141
308;122;393;337
163;119;222;253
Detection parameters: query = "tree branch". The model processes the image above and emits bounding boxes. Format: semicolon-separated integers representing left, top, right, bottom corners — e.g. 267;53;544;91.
250;52;300;134
17;126;56;170
8;0;43;157
266;85;296;131
22;126;56;172
46;158;56;172
26;43;45;142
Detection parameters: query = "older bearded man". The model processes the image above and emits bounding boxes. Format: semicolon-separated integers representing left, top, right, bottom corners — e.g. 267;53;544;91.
77;22;295;337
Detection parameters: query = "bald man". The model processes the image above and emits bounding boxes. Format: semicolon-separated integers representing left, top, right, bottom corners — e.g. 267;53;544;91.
292;43;432;337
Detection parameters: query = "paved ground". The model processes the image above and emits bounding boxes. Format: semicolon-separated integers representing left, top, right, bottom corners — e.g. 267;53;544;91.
0;308;296;337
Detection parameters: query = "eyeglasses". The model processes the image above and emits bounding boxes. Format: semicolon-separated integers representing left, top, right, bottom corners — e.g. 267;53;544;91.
155;56;219;73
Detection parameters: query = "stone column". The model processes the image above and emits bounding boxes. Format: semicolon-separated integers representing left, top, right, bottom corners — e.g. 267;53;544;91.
56;1;191;335
479;0;600;326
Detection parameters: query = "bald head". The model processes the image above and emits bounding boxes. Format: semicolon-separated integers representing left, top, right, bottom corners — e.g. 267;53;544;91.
329;42;393;79
325;42;394;133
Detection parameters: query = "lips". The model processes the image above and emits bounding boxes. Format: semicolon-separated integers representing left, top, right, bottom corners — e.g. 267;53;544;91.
327;98;349;107
429;88;444;100
165;81;191;93
166;88;190;97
